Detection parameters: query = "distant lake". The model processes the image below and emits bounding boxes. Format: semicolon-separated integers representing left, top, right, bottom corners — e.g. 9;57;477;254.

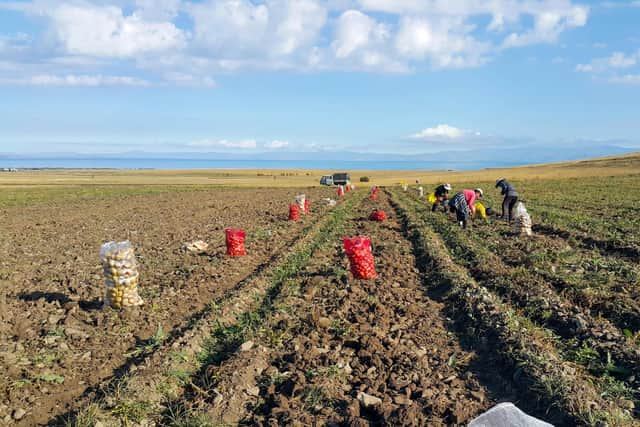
0;158;525;171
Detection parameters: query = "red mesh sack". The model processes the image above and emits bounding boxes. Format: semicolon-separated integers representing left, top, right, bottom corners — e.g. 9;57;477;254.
289;204;300;221
337;187;344;197
225;228;246;256
370;193;378;201
368;210;386;221
304;199;310;215
343;236;377;280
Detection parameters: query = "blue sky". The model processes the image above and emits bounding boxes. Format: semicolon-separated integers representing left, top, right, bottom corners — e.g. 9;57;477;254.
0;0;639;158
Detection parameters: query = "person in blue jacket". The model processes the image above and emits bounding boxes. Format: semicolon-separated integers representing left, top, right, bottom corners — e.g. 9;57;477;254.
495;178;519;222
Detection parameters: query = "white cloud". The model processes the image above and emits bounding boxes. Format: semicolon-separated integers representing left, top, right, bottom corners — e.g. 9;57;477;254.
576;50;639;73
608;51;637;68
395;16;491;68
189;139;257;149
134;0;182;21
0;0;592;81
610;74;640;85
503;5;589;48
575;63;593;72
0;74;151;86
34;2;186;58
410;124;465;140
600;1;640;8
189;0;326;58
265;140;289;149
332;10;387;59
162;72;216;88
328;9;408;71
269;0;327;56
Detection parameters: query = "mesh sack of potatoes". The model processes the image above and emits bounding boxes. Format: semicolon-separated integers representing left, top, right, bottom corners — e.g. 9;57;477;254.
295;194;306;214
513;202;533;236
100;241;144;309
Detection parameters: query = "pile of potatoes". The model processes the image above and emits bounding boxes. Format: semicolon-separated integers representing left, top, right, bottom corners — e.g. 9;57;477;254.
100;241;144;309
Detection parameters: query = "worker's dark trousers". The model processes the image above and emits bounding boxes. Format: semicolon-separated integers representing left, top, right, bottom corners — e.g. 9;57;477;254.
501;196;518;222
450;207;468;228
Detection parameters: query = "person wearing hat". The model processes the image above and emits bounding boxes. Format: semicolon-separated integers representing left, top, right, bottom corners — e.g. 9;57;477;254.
495;178;519;222
431;183;452;212
449;188;483;228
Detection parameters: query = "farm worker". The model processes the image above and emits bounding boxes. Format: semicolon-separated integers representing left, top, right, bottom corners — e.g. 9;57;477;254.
495;178;519;222
474;202;487;220
449;188;483;228
431;183;452;212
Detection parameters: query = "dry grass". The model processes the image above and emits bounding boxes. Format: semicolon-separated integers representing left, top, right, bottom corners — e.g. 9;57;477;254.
1;152;638;188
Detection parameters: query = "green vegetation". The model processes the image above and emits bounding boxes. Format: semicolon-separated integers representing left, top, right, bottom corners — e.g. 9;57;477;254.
390;188;635;426
0;185;214;208
124;325;167;359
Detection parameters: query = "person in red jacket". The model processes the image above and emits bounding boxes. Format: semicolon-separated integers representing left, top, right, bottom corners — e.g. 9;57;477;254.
449;188;483;228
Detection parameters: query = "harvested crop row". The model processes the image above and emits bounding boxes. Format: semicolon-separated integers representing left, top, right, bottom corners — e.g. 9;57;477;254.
471;222;640;333
529;217;640;262
396;190;640;395
389;190;635;426
65;190;365;426
177;190;496;426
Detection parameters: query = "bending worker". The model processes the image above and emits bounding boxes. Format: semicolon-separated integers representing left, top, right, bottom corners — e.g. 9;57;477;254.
449;188;483;228
431;183;452;212
495;178;519;222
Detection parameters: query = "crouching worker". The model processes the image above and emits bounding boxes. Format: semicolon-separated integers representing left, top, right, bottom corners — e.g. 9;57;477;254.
495;178;519;222
474;202;487;221
431;183;452;212
473;202;495;222
449;188;483;228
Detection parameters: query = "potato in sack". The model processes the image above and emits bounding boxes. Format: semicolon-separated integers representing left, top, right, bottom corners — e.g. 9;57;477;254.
343;236;378;280
100;241;144;309
368;210;386;221
225;228;247;256
289;204;301;221
295;194;306;214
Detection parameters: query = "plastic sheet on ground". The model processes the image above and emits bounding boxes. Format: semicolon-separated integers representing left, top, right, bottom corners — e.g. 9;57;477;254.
183;240;209;253
469;403;553;427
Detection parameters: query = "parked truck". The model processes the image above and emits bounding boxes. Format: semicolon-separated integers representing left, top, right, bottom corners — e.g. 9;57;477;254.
320;173;350;186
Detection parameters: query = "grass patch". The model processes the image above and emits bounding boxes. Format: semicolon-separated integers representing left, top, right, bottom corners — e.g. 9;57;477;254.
111;400;152;424
124;325;167;358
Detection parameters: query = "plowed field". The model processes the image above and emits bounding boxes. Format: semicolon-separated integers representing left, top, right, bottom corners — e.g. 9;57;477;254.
1;174;639;427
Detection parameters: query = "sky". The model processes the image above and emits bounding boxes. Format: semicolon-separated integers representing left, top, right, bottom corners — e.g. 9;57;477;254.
0;0;639;158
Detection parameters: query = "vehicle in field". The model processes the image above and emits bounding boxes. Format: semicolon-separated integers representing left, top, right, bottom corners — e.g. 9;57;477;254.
320;172;350;186
320;175;334;186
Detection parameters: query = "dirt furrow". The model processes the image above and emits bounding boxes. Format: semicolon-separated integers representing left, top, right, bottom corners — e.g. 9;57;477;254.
62;189;364;426
179;190;497;426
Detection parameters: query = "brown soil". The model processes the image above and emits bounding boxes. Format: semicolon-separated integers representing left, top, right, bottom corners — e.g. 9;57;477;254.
0;187;332;425
185;191;499;426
